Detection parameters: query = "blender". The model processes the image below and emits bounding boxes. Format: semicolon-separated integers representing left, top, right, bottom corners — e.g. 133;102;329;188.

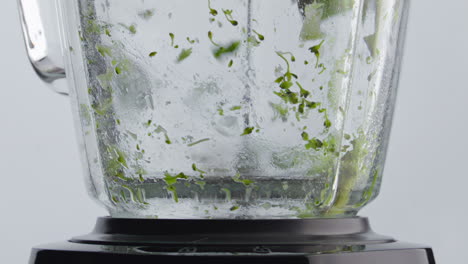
17;0;436;263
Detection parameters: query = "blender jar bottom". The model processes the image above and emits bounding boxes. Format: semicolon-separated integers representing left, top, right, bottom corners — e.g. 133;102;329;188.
105;177;366;219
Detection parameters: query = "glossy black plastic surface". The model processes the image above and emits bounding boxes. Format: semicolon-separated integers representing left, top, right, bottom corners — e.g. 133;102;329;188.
30;217;436;264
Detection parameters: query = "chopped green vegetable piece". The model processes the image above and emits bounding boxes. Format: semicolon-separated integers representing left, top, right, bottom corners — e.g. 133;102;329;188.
305;138;324;150
247;36;261;47
309;40;325;68
208;0;218;16
96;45;112;57
128;25;137;34
169;33;175;46
228;59;234;67
305;100;319;109
191;163;207;174
115;66;122;75
274;90;299;104
324;118;332;128
297;82;310;98
164;172;188;186
207;31;219;46
222;9;238;26
165;134;172;144
279;81;294;89
302;132;309;141
241;127;255;136
230;105;241;111
270;102;289;122
149;51;158;57
318;63;327;74
177;48;193;62
230;205;240;211
253;30;265;41
217;107;224;116
187;138;210;147
232;173;255;186
118;23;137;34
138;9;155;20
186;37;196;44
213;41;240;58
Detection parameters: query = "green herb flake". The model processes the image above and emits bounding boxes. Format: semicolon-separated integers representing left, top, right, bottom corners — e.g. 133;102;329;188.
324;118;332;128
119;23;137;34
177;48;193;62
274;90;299;104
309;40;325;68
187;138;210;147
305;138;324;151
165;134;172;144
138;9;155;20
169;33;175;46
208;0;218;16
233;173;255;187
186;37;196;44
116;151;127;167
297;82;310;98
270;102;289;122
208;31;219;46
213;41;240;58
301;132;309;141
96;45;112;57
222;9;238;26
253;30;265;41
230;205;240;211
129;25;137;34
115;66;122;75
230;105;241;111
279;81;294;89
228;59;234;67
149;51;158;57
218;107;224;116
241;127;255;136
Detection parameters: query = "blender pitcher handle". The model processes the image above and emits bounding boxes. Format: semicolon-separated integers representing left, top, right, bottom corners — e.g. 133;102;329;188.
18;0;68;94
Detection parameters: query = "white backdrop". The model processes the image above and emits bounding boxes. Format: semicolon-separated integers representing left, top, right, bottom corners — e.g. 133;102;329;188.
0;1;467;263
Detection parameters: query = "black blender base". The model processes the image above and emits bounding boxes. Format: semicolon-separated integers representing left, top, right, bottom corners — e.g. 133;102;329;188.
30;217;436;264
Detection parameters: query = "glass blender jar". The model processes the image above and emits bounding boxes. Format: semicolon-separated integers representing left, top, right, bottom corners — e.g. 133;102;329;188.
18;0;436;263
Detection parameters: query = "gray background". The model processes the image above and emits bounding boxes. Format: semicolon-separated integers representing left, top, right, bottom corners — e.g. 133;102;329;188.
0;1;466;263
